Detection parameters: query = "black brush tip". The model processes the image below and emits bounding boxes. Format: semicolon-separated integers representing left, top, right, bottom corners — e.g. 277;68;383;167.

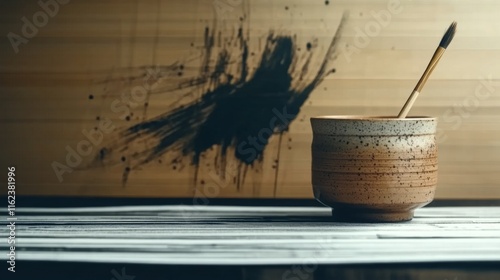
439;21;457;49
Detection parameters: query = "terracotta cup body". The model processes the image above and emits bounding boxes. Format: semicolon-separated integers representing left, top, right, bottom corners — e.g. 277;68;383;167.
310;116;438;222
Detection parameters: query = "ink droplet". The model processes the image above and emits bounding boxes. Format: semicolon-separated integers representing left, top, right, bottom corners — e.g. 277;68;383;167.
306;42;312;51
88;94;94;100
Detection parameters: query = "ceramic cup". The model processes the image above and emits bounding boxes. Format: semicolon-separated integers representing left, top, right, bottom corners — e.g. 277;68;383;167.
310;116;438;222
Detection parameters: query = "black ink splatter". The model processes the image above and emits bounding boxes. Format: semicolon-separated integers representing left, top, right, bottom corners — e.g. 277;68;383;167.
90;13;348;188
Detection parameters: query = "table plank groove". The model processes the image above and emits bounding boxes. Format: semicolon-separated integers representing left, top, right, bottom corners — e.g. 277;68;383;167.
2;206;500;265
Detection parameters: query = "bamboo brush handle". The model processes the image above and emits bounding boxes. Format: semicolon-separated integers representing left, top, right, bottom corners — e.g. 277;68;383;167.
397;90;420;118
398;46;446;118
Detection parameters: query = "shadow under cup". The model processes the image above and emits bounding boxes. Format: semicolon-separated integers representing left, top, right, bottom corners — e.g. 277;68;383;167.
310;116;438;222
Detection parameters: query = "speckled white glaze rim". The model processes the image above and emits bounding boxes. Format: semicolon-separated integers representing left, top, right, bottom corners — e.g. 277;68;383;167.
310;116;436;121
310;116;437;135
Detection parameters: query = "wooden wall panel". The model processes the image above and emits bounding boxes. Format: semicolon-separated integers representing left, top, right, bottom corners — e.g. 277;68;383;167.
1;0;499;199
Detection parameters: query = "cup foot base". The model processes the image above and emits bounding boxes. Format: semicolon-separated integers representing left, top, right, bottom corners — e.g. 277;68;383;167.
332;208;414;222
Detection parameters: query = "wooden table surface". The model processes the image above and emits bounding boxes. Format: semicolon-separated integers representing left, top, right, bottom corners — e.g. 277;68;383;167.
4;205;500;266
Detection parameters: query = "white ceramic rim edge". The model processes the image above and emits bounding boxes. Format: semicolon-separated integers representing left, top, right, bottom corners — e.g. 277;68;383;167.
310;116;436;121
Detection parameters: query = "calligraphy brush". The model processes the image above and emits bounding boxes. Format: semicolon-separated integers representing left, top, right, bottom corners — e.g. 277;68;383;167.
398;21;457;118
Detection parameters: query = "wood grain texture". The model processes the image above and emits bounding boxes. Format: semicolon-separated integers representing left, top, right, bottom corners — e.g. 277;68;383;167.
1;0;500;199
4;205;500;265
